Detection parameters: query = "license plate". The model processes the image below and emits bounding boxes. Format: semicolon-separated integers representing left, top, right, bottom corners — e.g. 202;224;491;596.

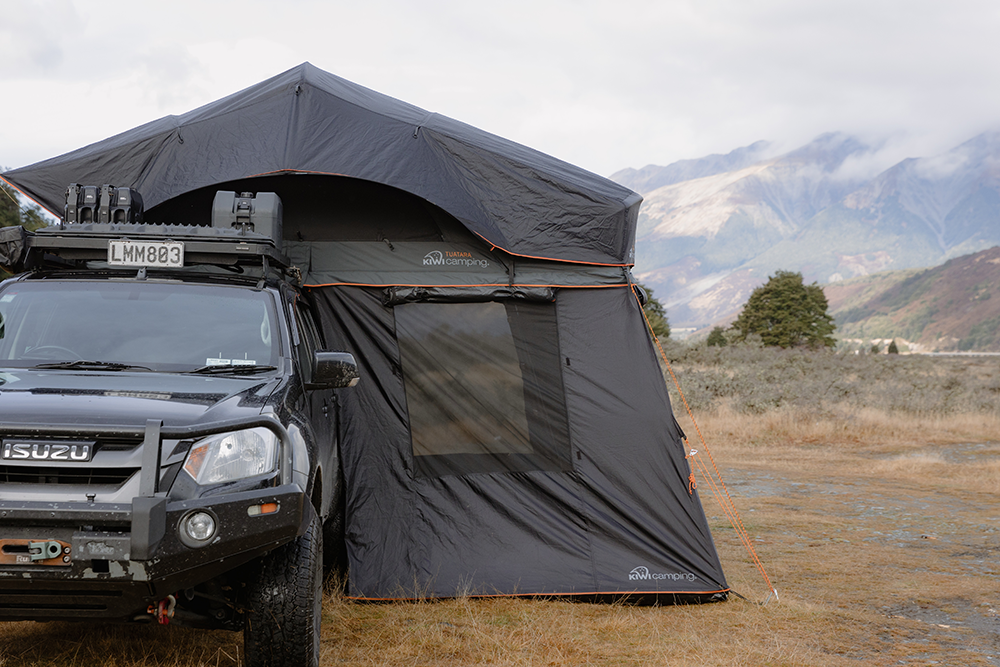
108;240;184;268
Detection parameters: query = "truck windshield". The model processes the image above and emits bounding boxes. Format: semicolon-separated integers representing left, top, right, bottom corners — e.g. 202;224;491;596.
0;281;279;372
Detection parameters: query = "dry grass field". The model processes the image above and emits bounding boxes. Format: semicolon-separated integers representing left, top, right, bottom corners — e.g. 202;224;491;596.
1;350;998;666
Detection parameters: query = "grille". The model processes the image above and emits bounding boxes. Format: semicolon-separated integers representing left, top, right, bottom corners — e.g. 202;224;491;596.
95;436;144;452
0;435;143;487
0;465;136;486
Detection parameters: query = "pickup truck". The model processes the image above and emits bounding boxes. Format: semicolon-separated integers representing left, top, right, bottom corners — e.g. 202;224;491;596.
0;188;357;667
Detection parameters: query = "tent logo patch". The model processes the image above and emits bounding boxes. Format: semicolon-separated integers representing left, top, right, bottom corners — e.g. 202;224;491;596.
628;566;696;582
422;250;489;269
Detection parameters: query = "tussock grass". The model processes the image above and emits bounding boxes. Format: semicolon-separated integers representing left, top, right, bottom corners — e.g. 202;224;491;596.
320;594;833;666
874;451;948;473
3;346;999;665
872;449;1000;494
0;622;240;666
688;404;1000;454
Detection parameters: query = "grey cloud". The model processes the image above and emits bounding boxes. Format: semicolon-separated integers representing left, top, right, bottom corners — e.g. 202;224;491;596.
0;1;76;77
5;0;1000;178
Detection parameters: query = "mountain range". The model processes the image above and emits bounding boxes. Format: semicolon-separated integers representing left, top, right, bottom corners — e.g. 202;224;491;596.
614;132;1000;331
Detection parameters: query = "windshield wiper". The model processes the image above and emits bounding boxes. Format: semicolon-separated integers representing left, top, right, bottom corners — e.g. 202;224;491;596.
32;360;153;371
186;364;278;375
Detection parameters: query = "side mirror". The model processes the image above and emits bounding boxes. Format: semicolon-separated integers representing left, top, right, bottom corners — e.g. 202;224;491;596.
309;351;360;389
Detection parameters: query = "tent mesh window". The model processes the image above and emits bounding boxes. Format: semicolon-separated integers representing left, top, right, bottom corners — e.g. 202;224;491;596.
394;300;572;477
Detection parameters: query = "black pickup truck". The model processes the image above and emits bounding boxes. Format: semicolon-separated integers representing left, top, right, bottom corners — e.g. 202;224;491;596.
0;188;357;667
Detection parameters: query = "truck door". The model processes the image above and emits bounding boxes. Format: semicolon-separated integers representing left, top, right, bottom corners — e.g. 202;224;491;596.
291;300;337;517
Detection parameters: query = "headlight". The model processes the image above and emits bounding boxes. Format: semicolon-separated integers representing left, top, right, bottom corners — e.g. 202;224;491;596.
183;427;278;485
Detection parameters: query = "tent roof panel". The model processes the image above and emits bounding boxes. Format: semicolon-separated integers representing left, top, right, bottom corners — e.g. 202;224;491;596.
3;63;641;266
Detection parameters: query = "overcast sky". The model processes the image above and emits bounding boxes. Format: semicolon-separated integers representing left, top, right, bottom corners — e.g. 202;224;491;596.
3;0;1000;179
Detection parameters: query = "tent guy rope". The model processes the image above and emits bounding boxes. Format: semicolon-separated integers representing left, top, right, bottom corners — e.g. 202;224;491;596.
633;288;779;604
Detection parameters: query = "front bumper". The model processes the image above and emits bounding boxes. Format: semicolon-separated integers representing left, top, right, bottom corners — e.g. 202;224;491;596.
0;416;308;622
0;484;307;621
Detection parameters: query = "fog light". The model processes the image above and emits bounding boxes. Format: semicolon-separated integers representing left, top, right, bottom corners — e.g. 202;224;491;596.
181;511;216;545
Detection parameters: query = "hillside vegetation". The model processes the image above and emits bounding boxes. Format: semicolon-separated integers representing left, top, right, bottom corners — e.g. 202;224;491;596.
824;245;1000;352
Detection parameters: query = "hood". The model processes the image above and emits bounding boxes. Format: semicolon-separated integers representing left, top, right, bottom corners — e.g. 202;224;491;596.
0;369;280;428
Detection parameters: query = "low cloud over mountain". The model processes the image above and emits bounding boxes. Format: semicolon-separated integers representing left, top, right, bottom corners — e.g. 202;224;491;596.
615;132;1000;329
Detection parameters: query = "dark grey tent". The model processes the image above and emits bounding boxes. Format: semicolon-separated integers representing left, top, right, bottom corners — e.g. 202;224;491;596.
2;63;727;601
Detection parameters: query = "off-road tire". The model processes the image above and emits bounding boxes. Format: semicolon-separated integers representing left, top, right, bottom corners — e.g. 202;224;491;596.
322;503;348;577
244;511;322;667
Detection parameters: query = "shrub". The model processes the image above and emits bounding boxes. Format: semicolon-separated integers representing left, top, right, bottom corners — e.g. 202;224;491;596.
707;326;728;347
661;341;1000;417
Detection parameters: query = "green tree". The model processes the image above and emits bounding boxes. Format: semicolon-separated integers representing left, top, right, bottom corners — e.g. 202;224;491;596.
706;326;728;347
1;180;47;230
636;282;670;339
0;181;21;228
730;270;836;349
887;339;899;354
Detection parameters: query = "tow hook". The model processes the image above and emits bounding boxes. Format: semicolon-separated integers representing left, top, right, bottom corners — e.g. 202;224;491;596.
147;595;176;625
28;541;63;562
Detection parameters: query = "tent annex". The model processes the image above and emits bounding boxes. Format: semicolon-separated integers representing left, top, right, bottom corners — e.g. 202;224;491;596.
2;63;728;601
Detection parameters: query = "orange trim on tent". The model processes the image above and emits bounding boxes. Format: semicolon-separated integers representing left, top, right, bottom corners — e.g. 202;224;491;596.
0;175;54;218
4;168;636;269
303;281;630;289
343;587;731;602
243;169;635;269
469;229;633;268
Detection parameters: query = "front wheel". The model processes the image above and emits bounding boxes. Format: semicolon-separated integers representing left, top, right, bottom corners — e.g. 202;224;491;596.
244;510;323;667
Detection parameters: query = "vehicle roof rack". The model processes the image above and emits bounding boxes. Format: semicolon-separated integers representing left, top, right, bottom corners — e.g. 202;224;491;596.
27;222;290;270
1;188;292;276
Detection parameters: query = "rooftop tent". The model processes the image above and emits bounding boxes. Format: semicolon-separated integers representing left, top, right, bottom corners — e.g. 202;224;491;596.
1;64;728;601
2;62;640;267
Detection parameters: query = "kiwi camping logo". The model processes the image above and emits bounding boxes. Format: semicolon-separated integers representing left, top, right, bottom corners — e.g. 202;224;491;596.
629;566;697;582
422;250;489;269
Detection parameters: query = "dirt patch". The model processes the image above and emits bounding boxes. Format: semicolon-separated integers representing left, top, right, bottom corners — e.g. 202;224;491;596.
710;440;1000;666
